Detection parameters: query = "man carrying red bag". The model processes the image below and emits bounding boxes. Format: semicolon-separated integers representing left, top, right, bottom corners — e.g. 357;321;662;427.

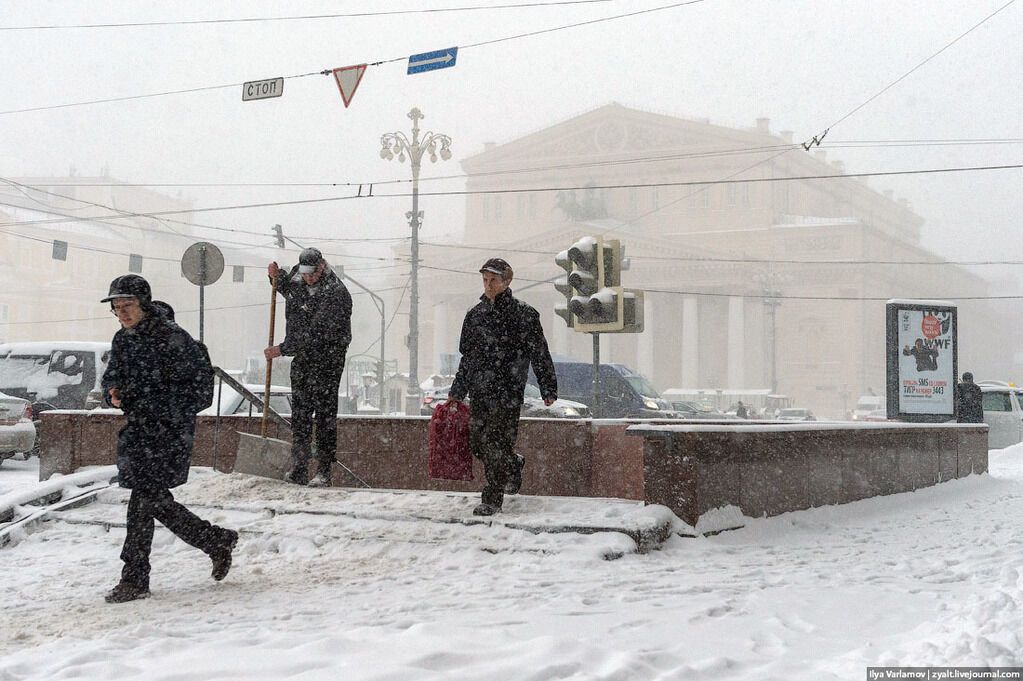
446;258;558;516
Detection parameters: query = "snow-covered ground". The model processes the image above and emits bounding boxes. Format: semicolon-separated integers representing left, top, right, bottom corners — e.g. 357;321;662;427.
2;446;1023;680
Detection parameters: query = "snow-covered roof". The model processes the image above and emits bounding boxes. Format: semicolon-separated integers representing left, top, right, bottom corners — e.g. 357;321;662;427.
0;341;110;355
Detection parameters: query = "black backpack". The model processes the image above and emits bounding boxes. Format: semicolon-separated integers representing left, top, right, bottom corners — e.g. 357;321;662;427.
191;340;216;413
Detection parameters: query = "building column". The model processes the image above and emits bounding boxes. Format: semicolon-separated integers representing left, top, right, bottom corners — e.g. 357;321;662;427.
681;296;699;387
638;294;655;380
727;295;745;388
432;303;449;376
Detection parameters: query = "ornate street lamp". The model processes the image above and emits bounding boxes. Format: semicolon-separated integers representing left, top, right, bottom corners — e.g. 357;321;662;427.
380;107;453;414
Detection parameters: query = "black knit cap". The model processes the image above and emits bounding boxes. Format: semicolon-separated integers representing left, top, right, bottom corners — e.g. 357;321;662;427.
479;257;511;277
101;274;152;306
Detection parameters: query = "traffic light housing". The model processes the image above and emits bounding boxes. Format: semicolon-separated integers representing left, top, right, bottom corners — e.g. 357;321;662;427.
553;236;644;333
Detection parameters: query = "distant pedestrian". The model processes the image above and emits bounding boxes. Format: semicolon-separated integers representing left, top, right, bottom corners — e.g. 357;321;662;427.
100;274;237;604
736;401;748;419
265;248;353;487
956;372;984;424
447;258;558;516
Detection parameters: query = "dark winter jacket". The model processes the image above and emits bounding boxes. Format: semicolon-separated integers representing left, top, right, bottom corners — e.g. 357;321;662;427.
450;288;557;410
101;308;212;489
956;381;984;423
273;266;353;369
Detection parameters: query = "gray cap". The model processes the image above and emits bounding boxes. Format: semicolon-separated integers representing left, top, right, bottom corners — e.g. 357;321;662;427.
298;247;323;274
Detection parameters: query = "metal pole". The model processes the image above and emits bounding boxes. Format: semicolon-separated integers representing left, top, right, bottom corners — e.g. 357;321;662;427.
592;333;600;418
198;244;207;344
406;110;423;415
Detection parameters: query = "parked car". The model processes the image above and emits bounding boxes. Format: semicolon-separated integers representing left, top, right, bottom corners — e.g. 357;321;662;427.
861;408;889;422
978;381;1023;449
0;341;111;411
199;384;294;417
0;389;36;465
521;383;591;418
530;362;674;418
421;384;592;419
667;399;727;420
777;408;817;422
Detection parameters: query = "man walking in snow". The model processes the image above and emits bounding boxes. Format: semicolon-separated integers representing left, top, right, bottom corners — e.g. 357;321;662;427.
265;247;353;487
447;258;558;516
101;274;238;604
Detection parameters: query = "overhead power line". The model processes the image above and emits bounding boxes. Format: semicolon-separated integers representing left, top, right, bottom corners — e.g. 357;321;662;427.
417;240;1023;267
3;162;1022;231
0;0;705;116
0;1;613;31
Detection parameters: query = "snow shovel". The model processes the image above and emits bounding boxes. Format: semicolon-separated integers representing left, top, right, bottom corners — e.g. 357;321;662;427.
234;274;293;480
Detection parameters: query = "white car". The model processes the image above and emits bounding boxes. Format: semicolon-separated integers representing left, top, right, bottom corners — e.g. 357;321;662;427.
978;381;1023;449
199;384;294;417
0;389;36;464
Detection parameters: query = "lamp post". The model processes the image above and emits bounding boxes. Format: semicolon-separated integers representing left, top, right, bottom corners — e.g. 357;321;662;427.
380;107;452;414
754;267;787;395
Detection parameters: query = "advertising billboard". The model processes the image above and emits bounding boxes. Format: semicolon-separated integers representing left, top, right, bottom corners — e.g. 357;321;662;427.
886;300;958;422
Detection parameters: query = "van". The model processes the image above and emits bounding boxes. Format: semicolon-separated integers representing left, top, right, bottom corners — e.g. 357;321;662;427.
530;362;673;418
978;381;1023;449
0;341;112;410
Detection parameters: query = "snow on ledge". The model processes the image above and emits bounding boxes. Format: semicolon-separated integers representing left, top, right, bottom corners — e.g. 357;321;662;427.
626;421;985;434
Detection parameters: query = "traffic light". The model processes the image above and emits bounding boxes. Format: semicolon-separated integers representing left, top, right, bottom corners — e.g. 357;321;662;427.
554;235;644;334
569;236;622;332
554;248;574;328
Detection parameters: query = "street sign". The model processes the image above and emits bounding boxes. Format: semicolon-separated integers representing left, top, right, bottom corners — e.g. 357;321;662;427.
181;242;224;286
242;77;284;102
332;64;367;108
407;47;458;75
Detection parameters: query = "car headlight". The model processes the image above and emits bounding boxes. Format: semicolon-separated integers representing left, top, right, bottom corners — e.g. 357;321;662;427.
644;399;659;410
562;407;579;417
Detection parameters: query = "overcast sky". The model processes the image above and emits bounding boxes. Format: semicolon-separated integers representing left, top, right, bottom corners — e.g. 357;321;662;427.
1;0;1020;272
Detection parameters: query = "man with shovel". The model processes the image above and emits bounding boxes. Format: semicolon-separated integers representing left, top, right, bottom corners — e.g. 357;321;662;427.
265;248;353;487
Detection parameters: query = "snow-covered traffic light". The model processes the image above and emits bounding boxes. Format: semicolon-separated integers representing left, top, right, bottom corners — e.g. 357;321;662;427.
554;235;644;334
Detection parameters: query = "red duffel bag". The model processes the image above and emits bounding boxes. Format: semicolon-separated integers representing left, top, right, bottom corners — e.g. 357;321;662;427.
428;400;473;481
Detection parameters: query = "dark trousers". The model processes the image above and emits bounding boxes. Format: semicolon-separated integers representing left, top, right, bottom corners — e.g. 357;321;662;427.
290;358;345;477
121;487;227;588
469;402;522;508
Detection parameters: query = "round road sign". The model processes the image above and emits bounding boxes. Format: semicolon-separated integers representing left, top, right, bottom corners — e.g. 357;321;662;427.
181;242;225;286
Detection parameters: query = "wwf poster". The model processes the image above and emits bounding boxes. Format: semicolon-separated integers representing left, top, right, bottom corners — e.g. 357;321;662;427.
885;301;957;421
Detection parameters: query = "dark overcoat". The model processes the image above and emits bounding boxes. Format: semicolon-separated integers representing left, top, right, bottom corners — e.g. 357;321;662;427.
450;288;558;410
101;309;210;489
273;266;353;372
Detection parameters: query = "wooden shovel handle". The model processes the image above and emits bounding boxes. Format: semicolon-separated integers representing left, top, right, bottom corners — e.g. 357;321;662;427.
262;275;278;438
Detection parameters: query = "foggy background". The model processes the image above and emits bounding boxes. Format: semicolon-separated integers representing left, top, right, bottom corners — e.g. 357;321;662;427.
1;0;1021;410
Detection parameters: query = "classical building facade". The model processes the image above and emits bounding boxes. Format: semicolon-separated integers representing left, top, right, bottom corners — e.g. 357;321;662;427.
415;103;996;417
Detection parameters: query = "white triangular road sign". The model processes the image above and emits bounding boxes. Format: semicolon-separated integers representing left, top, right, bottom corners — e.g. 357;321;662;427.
332;64;367;108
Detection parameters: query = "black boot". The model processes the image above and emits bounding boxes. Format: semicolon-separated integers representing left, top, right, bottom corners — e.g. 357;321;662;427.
211;529;239;581
105;581;150;604
504;455;525;495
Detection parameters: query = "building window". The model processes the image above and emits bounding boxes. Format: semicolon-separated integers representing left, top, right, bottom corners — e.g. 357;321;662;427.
482;195;491;222
52;240;68;261
728;183;738;207
650;189;660;211
494;196;503;223
233;265;245;282
129;253;143;273
0;304;8;322
528;193;537;220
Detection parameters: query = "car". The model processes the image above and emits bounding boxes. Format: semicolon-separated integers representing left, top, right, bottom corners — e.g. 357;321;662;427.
851;394;884;421
667;400;727;420
0;341;111;411
978;381;1023;449
861;408;889;422
531;362;674;418
421;384;592;419
199;384;294;417
777;408;817;422
521;383;591;418
0;389;36;465
420;385;451;416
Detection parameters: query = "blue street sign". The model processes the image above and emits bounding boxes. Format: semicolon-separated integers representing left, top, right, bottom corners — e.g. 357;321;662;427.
407;47;458;75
